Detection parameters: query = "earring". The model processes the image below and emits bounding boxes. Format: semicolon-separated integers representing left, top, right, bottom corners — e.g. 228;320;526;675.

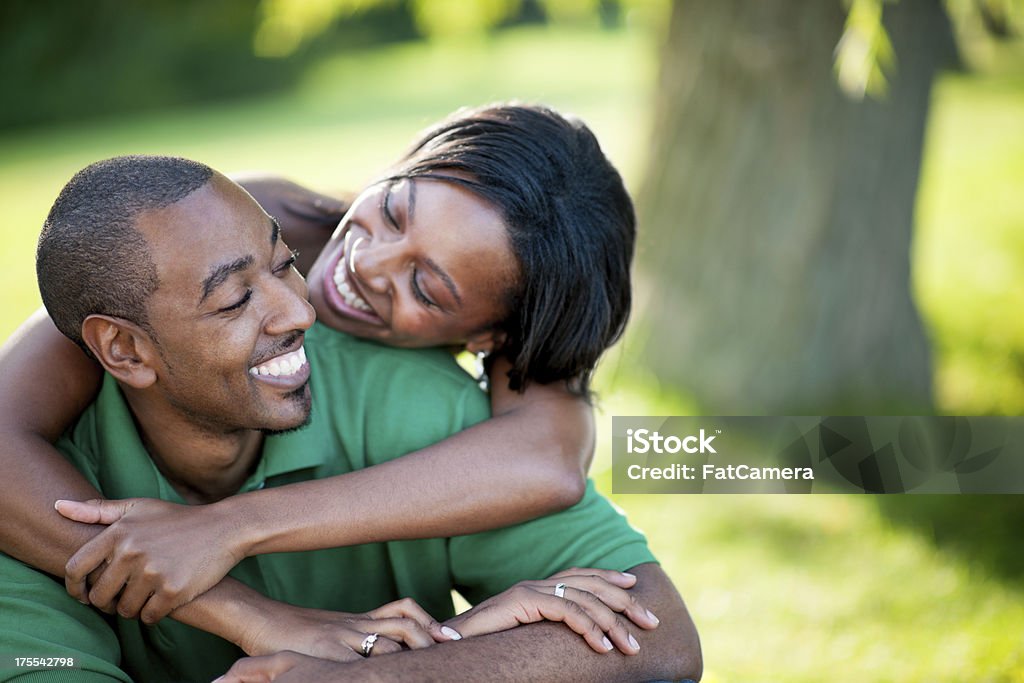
474;350;490;392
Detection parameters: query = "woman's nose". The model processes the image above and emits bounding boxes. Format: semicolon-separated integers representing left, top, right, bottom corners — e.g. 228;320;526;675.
351;235;403;294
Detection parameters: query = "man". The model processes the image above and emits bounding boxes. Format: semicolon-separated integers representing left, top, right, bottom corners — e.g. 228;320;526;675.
0;156;701;682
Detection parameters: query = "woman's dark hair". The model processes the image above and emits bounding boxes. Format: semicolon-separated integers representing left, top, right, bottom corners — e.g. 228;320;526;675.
388;103;636;398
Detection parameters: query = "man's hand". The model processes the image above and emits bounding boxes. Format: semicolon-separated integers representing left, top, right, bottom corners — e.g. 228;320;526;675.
55;497;244;623
446;567;660;655
239;598;459;662
216;650;342;683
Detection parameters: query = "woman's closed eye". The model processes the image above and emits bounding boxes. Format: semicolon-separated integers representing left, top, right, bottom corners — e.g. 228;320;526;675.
411;268;438;309
382;182;401;231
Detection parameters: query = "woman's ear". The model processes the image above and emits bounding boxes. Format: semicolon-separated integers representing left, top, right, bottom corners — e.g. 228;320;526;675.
81;315;158;389
465;329;507;355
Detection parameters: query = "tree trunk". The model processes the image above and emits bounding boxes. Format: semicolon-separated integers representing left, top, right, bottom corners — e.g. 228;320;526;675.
637;0;956;414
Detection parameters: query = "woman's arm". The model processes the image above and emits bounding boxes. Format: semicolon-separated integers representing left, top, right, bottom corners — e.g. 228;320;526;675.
235;356;591;555
0;309;105;574
57;356;595;620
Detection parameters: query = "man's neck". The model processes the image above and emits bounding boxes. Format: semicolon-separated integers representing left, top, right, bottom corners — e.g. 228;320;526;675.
122;390;265;505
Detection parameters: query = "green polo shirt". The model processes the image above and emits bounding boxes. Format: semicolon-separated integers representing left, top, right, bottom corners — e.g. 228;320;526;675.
0;323;654;682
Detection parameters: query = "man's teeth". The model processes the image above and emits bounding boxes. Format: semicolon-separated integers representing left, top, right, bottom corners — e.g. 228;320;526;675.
333;254;373;313
249;346;307;377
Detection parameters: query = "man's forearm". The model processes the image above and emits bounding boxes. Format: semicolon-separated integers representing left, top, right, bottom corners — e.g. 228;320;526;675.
325;564;701;683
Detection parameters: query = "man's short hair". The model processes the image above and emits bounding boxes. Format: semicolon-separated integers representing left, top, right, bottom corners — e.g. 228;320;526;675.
36;155;214;355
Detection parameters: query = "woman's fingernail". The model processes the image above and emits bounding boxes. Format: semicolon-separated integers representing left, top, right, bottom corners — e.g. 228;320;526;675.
646;609;660;625
621;572;636;580
628;634;640;650
441;626;462;640
54;500;65;510
602;636;614;651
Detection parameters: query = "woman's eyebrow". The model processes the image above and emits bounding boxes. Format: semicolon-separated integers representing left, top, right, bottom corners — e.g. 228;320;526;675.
424;257;462;307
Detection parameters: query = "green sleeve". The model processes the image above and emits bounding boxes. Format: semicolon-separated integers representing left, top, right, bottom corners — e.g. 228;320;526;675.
448;480;658;605
0;554;129;682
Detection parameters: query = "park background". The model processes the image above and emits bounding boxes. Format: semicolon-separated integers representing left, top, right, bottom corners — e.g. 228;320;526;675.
1;0;1022;680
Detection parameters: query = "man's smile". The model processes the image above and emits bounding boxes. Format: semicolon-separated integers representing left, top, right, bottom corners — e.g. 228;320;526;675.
249;345;309;388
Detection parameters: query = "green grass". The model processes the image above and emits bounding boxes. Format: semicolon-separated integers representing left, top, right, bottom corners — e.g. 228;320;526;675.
587;371;1024;680
598;490;1024;682
2;23;1024;682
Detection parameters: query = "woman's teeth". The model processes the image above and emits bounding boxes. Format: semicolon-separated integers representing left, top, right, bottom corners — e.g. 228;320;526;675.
249;346;307;377
333;256;372;312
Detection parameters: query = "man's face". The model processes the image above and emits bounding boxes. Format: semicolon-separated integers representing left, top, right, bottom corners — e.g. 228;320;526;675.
135;174;316;434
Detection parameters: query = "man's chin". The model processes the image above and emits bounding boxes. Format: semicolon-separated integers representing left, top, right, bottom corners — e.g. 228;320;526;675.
260;384;313;436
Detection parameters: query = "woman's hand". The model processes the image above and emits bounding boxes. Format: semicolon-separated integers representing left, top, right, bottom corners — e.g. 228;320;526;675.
55;497;245;623
445;567;660;655
239;598;458;662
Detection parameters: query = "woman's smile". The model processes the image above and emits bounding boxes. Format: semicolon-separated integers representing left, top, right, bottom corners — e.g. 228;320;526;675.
323;228;386;325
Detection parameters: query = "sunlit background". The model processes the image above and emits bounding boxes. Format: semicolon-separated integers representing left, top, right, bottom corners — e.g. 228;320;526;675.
1;1;1022;680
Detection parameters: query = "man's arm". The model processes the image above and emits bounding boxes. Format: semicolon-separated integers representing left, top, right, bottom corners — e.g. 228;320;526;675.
221;564;703;683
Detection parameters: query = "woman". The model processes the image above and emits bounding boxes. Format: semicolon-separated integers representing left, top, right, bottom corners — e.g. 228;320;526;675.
0;103;637;637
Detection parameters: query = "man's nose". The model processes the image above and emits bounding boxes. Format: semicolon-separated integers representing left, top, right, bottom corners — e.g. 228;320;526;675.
265;276;315;336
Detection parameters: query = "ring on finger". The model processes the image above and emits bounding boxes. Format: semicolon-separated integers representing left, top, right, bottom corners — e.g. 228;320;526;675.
554;582;567;599
361;632;379;656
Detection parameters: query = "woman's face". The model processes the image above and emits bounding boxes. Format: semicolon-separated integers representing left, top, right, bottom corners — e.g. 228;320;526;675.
306;176;519;349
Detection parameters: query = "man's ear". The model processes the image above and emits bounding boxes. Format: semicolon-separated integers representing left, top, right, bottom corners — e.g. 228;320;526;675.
81;314;159;388
465;329;507;355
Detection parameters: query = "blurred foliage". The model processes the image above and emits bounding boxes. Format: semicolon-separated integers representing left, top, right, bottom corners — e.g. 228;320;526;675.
255;0;665;54
0;0;666;131
835;0;897;99
0;0;301;130
836;0;1024;101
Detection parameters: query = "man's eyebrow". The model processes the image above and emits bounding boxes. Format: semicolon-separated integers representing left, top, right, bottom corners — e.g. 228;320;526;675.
199;255;255;305
424;257;462;307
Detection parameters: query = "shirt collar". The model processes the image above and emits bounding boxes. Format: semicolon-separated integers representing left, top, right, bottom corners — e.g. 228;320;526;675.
90;373;331;499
